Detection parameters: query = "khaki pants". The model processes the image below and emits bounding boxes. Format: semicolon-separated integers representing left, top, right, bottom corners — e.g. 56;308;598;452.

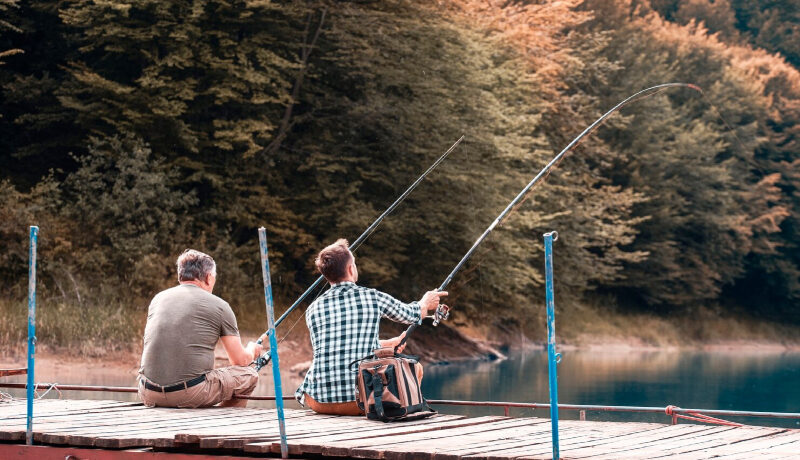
305;394;363;416
139;366;258;408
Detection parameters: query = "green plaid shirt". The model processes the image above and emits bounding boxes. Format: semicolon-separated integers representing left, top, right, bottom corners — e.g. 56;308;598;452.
295;281;421;404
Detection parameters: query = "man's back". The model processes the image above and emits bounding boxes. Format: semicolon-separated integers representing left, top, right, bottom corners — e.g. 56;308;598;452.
297;281;420;403
139;284;238;385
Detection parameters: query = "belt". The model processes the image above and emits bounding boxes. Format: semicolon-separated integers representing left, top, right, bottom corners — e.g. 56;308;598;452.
140;374;206;393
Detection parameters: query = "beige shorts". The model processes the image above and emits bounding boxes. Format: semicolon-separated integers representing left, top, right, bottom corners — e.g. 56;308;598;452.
138;366;258;408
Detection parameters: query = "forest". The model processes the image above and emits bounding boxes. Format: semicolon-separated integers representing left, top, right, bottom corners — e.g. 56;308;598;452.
1;0;798;351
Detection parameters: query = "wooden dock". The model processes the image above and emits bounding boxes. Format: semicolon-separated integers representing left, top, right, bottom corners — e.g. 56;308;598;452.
0;399;797;459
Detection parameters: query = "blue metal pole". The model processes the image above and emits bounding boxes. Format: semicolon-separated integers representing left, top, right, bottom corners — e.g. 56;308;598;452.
258;227;288;459
543;230;561;460
26;225;38;446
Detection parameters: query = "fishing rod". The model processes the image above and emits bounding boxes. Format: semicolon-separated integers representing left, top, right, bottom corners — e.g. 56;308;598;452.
398;83;703;344
254;135;465;370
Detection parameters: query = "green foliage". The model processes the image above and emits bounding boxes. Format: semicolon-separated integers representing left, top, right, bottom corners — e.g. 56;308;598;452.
0;0;798;353
576;0;799;316
0;0;23;65
0;176;62;292
63;136;198;295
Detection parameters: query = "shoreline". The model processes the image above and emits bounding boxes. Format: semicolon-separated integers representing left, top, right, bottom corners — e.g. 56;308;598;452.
552;337;800;354
2;335;798;380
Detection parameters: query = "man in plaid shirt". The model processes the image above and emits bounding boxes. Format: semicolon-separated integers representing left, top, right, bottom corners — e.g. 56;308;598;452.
296;238;447;415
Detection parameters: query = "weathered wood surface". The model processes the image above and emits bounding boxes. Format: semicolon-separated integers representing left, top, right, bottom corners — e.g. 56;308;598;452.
0;368;27;378
0;399;796;459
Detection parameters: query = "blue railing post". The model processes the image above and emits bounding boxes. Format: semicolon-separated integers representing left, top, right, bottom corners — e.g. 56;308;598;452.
258;227;288;459
543;230;561;460
26;225;38;445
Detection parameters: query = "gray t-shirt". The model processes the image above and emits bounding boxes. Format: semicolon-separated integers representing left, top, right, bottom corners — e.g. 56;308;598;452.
139;284;239;385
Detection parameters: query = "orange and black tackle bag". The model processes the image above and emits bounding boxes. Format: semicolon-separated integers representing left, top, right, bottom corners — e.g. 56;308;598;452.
352;347;435;422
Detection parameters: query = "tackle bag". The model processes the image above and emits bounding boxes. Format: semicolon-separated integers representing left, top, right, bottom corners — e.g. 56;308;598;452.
353;347;435;422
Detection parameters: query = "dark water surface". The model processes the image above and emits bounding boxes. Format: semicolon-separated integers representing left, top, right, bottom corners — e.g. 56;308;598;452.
4;349;798;429
422;349;800;428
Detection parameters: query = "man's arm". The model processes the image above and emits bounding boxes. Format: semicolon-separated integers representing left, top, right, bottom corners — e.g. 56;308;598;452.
377;289;447;324
220;335;266;366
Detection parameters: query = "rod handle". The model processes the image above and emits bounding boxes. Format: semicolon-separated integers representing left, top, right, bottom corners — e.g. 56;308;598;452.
395;322;419;353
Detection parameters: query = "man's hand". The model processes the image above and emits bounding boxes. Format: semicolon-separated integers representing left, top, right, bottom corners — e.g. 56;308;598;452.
245;340;265;361
419;290;448;317
379;331;408;353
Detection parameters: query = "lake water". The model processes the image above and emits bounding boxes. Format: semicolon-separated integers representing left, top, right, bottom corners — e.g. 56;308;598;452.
422;349;800;428
3;349;798;428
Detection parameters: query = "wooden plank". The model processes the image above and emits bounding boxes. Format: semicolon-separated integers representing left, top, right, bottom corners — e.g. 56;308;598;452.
170;409;349;446
203;418;403;450
40;407;276;445
643;427;791;458
264;415;475;454
253;416;506;456
383;419;649;460
473;424;720;459
91;408;351;449
718;449;800;460
382;424;567;460
195;413;393;449
18;405;152;430
319;418;541;458
242;416;518;455
0;401;143;441
0;399;136;420
218;415;463;451
33;407;263;445
171;409;343;445
560;424;726;459
565;426;758;460
433;421;654;460
208;416;444;449
457;422;670;460
0;369;27;377
707;429;800;457
0;443;263;460
0;400;140;424
79;409;320;448
4;399;795;460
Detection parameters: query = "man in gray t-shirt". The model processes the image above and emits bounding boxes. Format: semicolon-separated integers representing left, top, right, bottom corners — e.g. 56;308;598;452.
138;249;265;408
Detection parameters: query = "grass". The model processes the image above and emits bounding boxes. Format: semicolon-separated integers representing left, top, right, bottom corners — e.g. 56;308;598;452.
0;288;303;359
0;295;144;357
555;297;800;348
1;289;797;360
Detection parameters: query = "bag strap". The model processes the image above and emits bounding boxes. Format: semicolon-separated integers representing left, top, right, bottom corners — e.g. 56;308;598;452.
348;352;376;372
371;373;387;421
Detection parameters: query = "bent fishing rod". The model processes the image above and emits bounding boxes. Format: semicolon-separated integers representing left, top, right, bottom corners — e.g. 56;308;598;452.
398;83;703;344
253;135;465;370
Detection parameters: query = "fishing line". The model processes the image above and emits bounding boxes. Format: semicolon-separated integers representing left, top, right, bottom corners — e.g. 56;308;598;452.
395;83;705;343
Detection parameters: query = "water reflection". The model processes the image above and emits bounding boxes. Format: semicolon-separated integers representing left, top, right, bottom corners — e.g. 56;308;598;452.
422;350;800;428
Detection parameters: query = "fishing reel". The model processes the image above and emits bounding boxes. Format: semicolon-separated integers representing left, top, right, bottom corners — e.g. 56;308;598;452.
253;351;270;371
432;303;450;326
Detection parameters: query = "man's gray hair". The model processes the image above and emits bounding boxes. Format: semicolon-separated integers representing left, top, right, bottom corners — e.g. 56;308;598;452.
177;249;217;282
